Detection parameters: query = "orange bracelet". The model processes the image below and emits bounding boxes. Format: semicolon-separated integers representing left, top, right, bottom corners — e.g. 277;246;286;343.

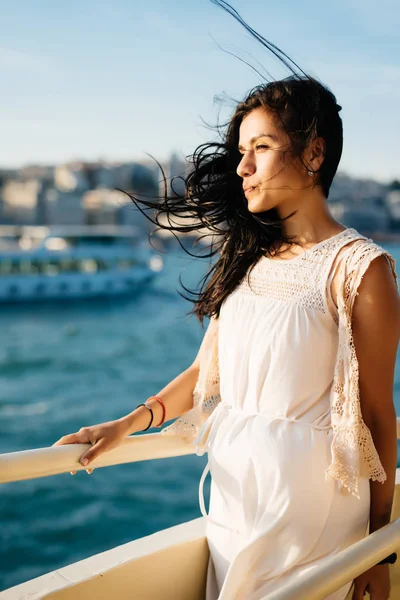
146;395;166;427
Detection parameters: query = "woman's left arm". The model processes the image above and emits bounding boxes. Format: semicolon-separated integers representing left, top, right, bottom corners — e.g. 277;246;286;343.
353;254;400;529
351;254;400;600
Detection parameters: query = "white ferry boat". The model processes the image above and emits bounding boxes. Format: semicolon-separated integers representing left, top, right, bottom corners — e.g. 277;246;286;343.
0;225;163;303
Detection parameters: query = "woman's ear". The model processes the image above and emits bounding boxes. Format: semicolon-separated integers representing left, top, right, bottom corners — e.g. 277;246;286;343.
306;136;326;172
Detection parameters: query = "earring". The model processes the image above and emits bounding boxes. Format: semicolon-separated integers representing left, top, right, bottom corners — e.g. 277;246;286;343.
308;170;314;176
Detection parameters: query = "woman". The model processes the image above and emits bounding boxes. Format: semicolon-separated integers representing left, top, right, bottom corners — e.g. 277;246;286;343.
53;2;400;598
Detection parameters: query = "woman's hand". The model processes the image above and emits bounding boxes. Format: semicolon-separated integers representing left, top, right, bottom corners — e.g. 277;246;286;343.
352;564;390;599
52;419;129;475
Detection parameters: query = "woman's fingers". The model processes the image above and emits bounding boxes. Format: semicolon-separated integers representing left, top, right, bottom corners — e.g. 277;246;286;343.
52;430;96;474
79;438;107;467
53;426;115;474
70;467;95;475
69;469;94;475
52;429;99;476
53;430;90;446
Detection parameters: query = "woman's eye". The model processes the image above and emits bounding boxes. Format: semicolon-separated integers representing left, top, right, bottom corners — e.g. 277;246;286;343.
238;145;269;155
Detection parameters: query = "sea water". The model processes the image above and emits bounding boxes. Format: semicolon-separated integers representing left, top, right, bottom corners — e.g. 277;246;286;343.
1;243;399;591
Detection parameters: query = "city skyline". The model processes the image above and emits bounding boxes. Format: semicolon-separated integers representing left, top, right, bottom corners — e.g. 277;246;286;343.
0;0;399;183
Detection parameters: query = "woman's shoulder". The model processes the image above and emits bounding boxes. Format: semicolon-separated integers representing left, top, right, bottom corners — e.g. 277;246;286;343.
331;229;395;268
342;233;397;280
330;231;398;311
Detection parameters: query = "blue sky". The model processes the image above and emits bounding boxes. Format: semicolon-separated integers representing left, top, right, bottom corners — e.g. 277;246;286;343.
0;0;399;182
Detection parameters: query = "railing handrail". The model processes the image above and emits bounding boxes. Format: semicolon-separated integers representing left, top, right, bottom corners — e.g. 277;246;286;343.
268;518;400;599
0;432;195;484
2;419;400;597
1;416;400;484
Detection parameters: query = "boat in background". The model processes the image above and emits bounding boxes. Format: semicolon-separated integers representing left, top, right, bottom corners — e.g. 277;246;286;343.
0;225;163;303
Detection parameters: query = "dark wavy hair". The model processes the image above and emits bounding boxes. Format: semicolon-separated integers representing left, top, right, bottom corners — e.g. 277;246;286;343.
119;0;343;325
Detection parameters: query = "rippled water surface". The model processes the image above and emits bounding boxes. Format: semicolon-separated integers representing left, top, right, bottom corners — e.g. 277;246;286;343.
1;243;399;592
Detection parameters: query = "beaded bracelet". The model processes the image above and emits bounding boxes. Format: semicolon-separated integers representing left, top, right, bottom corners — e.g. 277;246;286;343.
146;395;166;427
136;403;154;431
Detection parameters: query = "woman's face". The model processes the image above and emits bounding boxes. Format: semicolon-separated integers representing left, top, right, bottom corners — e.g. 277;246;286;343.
236;106;319;213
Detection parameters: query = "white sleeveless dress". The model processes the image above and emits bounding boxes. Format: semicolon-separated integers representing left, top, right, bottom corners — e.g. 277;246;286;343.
197;229;375;600
161;226;398;599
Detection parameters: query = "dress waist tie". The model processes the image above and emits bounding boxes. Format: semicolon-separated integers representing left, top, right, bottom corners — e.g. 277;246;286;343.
194;402;229;518
194;402;332;519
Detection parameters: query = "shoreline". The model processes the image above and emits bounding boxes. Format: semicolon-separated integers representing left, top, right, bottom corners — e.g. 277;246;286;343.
369;232;400;243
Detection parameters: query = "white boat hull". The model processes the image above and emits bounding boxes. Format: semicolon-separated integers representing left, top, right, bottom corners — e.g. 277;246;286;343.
0;226;164;303
0;268;156;303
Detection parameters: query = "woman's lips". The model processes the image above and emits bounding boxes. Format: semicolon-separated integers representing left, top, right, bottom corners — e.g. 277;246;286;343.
244;186;258;195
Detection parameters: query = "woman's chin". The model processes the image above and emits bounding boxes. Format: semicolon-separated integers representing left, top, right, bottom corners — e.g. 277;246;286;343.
247;196;272;213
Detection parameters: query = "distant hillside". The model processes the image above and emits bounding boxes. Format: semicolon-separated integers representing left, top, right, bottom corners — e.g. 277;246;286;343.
329;172;390;202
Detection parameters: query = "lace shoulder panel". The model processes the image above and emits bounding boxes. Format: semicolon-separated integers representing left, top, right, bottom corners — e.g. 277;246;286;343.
161;315;221;441
325;238;398;498
343;238;398;311
325;236;397;324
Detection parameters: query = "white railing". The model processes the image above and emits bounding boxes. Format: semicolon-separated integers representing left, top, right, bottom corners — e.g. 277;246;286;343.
269;517;400;599
0;432;195;484
2;417;400;484
1;419;400;599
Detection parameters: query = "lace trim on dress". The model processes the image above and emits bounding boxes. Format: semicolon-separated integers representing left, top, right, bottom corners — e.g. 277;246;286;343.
325;239;398;498
236;228;361;316
161;315;221;440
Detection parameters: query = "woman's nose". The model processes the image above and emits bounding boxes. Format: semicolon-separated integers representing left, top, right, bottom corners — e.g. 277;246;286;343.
236;153;256;178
